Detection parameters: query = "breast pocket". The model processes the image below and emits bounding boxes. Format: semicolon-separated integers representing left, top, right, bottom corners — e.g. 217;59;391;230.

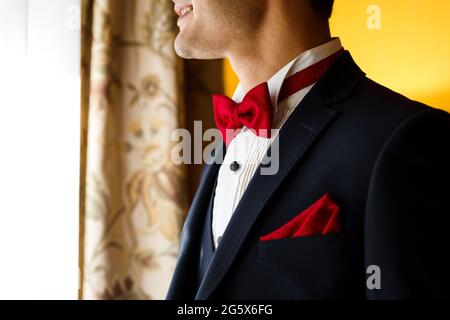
257;233;345;259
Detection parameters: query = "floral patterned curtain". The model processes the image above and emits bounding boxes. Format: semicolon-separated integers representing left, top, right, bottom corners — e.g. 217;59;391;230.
80;0;189;299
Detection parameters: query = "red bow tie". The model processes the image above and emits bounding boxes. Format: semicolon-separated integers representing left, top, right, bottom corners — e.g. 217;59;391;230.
213;49;344;145
213;82;273;145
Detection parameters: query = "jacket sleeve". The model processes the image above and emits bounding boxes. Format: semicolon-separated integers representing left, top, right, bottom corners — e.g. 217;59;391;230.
365;107;450;299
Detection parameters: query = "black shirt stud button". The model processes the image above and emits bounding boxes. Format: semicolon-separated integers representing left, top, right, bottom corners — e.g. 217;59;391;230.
230;161;240;172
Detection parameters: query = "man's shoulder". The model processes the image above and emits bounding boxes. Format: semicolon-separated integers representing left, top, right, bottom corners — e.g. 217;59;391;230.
330;76;449;156
352;77;447;118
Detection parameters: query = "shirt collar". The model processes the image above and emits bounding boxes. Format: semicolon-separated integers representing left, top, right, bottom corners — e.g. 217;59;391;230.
232;38;343;112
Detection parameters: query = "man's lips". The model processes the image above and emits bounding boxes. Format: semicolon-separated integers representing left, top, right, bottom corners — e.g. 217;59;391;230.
174;2;193;17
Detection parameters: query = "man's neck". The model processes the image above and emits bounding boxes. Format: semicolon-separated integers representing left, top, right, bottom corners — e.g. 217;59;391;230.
226;4;332;92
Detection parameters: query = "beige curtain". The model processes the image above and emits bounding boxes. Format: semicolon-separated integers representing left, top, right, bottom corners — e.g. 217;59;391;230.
80;0;189;299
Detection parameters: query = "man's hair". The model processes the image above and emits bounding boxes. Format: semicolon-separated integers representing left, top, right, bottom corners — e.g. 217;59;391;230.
309;0;335;19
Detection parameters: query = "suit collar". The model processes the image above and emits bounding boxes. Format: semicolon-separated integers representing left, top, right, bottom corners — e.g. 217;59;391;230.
195;51;366;299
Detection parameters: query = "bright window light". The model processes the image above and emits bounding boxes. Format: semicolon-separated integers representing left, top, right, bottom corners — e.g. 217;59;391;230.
0;0;80;299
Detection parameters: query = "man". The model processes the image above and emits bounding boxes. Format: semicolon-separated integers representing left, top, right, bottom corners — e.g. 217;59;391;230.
167;0;450;299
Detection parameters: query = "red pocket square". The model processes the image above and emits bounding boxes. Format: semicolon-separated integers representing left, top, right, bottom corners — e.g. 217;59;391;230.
260;193;341;242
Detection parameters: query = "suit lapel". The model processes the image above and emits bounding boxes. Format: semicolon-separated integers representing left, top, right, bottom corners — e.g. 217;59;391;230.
195;51;366;299
166;141;224;299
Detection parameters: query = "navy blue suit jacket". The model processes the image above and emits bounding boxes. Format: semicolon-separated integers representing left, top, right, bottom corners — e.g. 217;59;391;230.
167;51;450;299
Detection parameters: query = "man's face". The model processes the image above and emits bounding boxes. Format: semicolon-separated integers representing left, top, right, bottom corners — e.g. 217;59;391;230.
173;0;264;59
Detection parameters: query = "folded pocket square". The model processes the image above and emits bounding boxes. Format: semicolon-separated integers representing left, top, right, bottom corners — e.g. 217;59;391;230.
260;193;341;241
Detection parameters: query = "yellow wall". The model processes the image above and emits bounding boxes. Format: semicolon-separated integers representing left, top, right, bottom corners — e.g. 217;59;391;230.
224;0;450;112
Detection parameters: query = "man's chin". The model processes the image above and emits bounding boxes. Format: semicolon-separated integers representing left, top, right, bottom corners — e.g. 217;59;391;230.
174;37;195;59
174;34;222;60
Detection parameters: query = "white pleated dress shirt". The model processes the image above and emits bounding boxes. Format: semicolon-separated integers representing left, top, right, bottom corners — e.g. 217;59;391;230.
211;38;343;248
